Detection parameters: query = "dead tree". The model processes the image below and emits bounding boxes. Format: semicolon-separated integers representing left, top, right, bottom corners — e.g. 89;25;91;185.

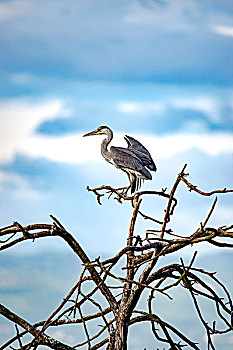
0;164;233;349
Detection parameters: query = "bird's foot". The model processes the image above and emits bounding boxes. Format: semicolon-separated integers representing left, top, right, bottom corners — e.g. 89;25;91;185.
120;186;130;196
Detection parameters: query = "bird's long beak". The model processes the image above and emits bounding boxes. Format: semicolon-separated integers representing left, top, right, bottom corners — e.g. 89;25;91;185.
83;130;98;137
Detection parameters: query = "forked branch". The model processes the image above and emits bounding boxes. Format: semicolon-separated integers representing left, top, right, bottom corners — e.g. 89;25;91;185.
1;165;233;350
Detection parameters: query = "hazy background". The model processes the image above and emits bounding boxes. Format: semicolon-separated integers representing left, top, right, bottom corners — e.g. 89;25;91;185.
0;0;233;348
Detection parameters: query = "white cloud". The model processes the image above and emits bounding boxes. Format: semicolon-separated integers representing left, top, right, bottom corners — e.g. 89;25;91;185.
0;98;71;164
9;72;35;85
212;25;233;37
48;329;76;343
0;98;232;169
171;96;221;122
21;130;233;165
124;0;197;31
0;0;30;21
136;133;233;159
118;94;225;124
118;102;164;114
0;171;43;200
213;206;233;225
0;0;232;84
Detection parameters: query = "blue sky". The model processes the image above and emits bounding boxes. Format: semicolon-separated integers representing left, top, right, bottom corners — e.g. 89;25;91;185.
0;0;233;257
0;1;233;348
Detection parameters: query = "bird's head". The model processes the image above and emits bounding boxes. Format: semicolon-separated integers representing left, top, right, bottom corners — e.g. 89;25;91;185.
83;126;110;137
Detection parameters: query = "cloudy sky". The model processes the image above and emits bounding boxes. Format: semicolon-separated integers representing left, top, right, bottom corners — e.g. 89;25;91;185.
0;0;233;258
0;0;233;348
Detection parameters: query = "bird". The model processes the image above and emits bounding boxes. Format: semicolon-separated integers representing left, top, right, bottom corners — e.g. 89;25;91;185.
83;126;157;193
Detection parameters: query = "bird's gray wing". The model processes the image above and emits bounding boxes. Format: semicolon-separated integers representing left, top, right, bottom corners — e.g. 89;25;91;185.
124;135;150;155
124;135;157;172
110;146;152;179
125;148;151;166
117;146;152;168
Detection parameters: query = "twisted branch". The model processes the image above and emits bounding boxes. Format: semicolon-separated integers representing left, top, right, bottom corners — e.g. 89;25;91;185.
1;164;233;350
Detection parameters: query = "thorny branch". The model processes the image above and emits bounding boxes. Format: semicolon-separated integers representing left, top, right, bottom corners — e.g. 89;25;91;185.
0;165;233;349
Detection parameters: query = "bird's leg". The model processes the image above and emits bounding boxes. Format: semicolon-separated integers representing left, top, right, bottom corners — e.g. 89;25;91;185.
123;185;131;196
120;172;132;195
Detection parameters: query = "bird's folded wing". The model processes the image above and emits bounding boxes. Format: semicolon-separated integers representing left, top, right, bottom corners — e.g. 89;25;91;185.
110;146;144;171
126;148;152;166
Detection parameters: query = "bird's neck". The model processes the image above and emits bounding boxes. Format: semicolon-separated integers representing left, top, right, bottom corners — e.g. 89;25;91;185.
101;132;113;162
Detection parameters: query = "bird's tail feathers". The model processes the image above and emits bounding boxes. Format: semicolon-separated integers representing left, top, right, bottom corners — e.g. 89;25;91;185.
131;177;143;193
136;178;141;191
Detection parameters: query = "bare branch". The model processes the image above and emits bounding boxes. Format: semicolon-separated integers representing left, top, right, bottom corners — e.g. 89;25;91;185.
132;311;199;349
181;177;233;196
0;304;73;350
1;164;233;350
203;197;218;228
160;164;187;239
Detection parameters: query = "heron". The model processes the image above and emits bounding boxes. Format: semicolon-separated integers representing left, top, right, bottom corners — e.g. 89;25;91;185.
83;126;157;193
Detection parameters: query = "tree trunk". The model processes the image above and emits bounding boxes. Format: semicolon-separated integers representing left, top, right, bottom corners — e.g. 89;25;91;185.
113;319;129;350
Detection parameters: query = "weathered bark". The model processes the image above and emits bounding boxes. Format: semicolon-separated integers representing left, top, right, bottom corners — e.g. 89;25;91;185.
1;166;233;349
114;318;129;350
